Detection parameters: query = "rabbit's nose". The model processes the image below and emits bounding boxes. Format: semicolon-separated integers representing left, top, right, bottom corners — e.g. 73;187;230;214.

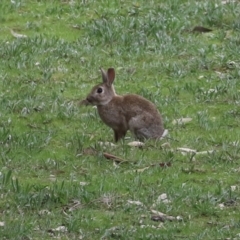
86;97;92;103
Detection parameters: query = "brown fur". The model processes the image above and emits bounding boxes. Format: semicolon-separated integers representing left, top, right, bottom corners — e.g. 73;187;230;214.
84;68;164;142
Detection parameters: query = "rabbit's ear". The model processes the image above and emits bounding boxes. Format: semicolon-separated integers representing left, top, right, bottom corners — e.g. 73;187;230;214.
100;68;108;83
100;67;115;86
107;68;115;85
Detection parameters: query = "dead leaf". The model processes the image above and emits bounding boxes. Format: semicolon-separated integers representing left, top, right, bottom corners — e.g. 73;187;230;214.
49;226;67;233
157;193;171;204
177;147;197;153
98;141;116;147
151;210;183;222
127;200;144;206
192;26;212;33
152;193;171;207
140;223;164;229
83;149;130;163
204;88;218;94
38;209;51;215
172;118;192;125
79;182;89;186
127;141;145;147
136;167;150;173
103;152;127;163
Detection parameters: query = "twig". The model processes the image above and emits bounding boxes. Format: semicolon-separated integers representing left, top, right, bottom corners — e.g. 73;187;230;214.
103;152;127;163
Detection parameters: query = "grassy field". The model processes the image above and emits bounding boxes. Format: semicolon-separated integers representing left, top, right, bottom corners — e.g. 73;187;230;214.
0;0;240;239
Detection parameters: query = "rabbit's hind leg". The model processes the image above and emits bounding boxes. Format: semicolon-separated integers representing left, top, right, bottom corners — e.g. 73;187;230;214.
132;128;150;141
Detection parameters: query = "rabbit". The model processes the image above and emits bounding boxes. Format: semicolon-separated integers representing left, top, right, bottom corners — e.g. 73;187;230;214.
81;67;165;142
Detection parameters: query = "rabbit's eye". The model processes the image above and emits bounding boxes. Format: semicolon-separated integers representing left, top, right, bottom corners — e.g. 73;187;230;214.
97;88;103;93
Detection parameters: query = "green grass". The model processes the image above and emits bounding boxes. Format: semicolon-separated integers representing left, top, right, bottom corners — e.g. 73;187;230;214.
1;0;240;239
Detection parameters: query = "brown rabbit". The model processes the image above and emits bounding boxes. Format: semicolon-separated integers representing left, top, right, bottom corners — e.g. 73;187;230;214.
81;68;165;142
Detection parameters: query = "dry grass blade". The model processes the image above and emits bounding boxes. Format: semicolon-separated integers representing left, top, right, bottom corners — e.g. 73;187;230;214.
196;150;214;155
10;29;27;38
103;152;128;163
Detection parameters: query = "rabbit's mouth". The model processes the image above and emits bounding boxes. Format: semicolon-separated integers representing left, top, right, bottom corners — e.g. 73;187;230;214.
86;97;93;104
86;97;99;105
79;99;91;106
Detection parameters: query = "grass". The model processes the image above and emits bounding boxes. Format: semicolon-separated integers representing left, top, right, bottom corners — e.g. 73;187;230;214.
0;0;240;239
